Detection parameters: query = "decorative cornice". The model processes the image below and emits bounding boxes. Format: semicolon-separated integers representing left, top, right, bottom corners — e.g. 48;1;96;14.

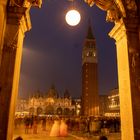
109;17;139;42
84;0;138;22
84;0;124;22
9;0;42;8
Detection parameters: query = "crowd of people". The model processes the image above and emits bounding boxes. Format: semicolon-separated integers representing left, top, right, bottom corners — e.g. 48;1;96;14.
50;119;68;136
64;116;120;134
14;115;120;138
14;116;69;136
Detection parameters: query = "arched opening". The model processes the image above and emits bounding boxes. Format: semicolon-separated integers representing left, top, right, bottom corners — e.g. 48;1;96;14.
56;107;63;115
36;107;43;116
0;0;139;140
70;108;75;115
45;105;54;115
29;107;35;115
64;108;70;116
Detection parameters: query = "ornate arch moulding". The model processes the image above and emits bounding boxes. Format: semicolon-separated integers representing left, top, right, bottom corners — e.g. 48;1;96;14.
8;0;43;32
9;0;42;8
84;0;138;23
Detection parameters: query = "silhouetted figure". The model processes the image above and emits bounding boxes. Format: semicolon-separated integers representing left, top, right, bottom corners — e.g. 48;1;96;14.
30;116;34;129
42;118;46;130
33;117;38;134
86;117;90;133
14;136;23;140
24;117;30;134
99;136;108;140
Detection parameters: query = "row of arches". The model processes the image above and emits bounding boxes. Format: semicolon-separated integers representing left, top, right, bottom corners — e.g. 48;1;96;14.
29;106;75;116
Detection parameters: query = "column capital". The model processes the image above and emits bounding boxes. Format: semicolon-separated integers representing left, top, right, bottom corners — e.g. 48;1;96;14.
7;6;31;32
7;0;43;33
109;17;139;42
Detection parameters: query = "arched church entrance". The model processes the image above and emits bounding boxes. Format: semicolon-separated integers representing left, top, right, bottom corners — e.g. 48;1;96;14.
29;107;35;115
56;107;63;115
37;107;43;116
45;105;54;115
0;0;140;140
64;108;70;115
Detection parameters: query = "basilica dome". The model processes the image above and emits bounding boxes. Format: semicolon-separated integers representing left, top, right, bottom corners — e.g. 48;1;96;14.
46;84;58;98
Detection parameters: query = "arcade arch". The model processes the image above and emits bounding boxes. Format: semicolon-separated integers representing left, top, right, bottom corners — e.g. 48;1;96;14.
37;107;43;115
56;107;63;115
45;105;54;115
0;0;140;140
29;107;35;115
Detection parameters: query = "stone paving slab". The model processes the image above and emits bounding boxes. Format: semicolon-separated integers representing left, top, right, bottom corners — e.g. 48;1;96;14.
13;134;77;140
14;132;121;140
13;125;121;140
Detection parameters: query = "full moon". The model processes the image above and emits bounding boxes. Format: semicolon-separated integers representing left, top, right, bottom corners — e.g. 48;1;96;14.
65;10;81;26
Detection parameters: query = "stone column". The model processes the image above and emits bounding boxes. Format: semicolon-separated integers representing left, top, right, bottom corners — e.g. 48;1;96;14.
109;17;140;140
0;6;31;140
0;0;8;65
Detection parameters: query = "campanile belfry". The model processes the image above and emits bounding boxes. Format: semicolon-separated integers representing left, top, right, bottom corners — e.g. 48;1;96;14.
82;24;99;116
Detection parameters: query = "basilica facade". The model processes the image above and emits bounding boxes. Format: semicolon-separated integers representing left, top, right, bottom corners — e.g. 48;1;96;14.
16;85;81;117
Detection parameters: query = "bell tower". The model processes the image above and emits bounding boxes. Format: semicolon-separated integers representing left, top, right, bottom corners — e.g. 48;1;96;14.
82;24;99;116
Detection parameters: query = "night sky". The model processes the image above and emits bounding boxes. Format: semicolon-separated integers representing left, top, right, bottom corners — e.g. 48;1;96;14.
19;0;118;98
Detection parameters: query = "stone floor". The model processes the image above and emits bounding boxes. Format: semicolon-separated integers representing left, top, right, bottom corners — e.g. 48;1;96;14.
14;133;121;140
13;124;121;140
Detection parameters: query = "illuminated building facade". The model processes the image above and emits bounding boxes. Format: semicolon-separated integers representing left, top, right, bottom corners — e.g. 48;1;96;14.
106;88;120;117
16;85;81;117
15;99;28;116
99;95;109;116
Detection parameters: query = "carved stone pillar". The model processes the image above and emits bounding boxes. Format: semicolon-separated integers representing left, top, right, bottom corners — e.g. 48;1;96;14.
0;5;31;140
109;17;140;140
0;0;8;65
85;0;140;140
0;0;41;139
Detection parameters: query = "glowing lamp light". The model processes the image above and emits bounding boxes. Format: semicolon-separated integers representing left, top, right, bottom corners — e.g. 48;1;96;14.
65;9;81;26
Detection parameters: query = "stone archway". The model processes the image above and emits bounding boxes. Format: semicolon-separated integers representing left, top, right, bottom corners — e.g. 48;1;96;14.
45;105;54;115
56;107;63;115
64;108;70;115
0;0;140;140
37;107;43;116
29;107;35;115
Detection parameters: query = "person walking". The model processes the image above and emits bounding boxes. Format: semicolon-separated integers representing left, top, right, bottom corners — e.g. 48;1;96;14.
60;119;68;137
99;136;108;140
50;119;60;136
24;117;30;134
33;117;38;134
